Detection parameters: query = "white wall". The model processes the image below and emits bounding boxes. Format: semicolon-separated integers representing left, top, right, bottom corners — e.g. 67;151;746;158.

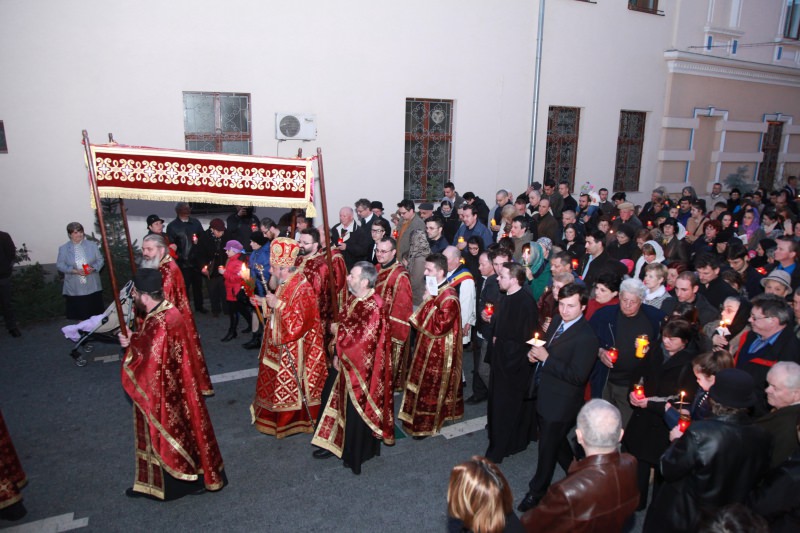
0;0;537;263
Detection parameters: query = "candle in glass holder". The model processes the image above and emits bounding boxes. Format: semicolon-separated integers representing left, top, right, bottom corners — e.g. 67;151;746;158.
647;220;653;228
608;347;618;364
192;233;198;244
633;378;645;400
251;223;258;232
337;238;344;245
571;258;579;271
484;303;494;318
457;236;465;244
82;263;90;275
392;230;398;239
635;335;649;359
459;258;466;264
490;219;496;227
678;413;692;432
734;221;739;228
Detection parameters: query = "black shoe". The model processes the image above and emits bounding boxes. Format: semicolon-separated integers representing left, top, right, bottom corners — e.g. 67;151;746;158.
195;308;208;314
465;395;487;405
241;326;251;333
312;448;334;459
125;487;160;501
221;330;237;342
412;436;427;441
0;500;27;521
242;335;261;350
9;328;21;338
517;492;540;513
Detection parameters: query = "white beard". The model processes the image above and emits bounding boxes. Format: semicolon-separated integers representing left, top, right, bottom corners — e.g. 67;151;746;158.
139;257;161;269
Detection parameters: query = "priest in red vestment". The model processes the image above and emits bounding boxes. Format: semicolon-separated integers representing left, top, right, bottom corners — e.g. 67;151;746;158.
374;237;413;390
318;230;348;325
296;228;337;353
0;409;27;521
312;261;395;474
399;253;464;436
119;269;225;500
141;234;213;396
250;237;328;438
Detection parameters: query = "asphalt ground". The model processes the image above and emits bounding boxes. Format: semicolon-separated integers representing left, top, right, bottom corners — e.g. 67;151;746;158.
0;311;646;532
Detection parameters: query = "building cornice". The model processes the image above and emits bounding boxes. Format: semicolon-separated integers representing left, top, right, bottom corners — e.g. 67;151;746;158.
664;50;800;88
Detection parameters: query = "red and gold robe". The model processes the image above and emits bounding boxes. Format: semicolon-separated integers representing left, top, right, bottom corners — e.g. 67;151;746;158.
121;300;225;499
159;255;214;396
250;271;327;438
296;249;337;353
375;261;413;390
399;283;464;436
0;410;26;511
329;248;348;318
311;290;395;456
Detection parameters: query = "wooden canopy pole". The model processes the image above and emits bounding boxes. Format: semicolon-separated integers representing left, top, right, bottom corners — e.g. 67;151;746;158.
82;130;128;336
316;148;339;322
108;133;137;275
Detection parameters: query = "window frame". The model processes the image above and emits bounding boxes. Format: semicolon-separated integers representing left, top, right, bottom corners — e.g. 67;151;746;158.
544;106;581;190
613;110;647;193
183;91;252;155
628;0;664;16
403;98;454;202
785;0;800;40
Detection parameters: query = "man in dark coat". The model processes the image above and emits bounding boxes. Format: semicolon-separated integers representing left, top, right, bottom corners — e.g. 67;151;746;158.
674;271;720;325
696;253;738;309
756;361;800;470
462;192;490;226
644;369;772;533
579;230;627;287
517;283;598;512
225;206;260;252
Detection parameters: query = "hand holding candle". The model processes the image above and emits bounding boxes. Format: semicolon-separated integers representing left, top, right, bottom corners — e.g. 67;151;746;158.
633;378;645;400
82;263;90;275
192;233;198;244
635;335;649;359
484;302;494;318
608;347;618;364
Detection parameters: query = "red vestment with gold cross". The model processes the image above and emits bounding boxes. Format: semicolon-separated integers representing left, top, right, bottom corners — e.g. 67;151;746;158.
296;249;338;352
375;261;413;389
250;271;327;438
159;255;214;396
0;410;26;511
399;284;464;436
311;290;395;456
121;300;225;499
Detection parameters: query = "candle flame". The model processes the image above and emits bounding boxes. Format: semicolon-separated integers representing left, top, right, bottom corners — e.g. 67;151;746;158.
240;263;250;280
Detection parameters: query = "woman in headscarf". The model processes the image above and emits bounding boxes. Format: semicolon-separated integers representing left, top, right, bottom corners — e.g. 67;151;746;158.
523;241;550;301
404;228;431;307
56;222;105;320
738;207;765;251
633;240;665;280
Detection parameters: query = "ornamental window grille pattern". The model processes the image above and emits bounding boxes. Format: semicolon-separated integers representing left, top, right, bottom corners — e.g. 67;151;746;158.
183;92;252;155
404;98;454;202
544;106;580;189
614;111;647;192
757;121;784;191
786;0;800;40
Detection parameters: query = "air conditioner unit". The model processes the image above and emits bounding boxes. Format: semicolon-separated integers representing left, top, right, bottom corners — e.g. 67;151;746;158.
275;113;317;141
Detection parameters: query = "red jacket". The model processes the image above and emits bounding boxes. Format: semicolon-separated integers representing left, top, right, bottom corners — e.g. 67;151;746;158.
223;253;245;301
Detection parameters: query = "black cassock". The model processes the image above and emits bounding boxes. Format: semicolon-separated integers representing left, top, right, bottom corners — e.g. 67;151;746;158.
485;288;539;463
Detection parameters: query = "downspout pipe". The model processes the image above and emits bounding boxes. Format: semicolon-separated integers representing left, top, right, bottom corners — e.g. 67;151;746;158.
527;0;546;185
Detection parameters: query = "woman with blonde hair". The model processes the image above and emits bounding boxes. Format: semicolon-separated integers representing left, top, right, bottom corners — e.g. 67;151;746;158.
447;456;522;533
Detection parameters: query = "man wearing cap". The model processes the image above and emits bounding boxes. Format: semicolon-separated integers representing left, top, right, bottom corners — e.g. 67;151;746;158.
611;202;643;233
250;237;327;438
736;294;800;416
399;253;464;437
644;369;771;532
370;200;390;226
118;268;226;500
374;237;413;390
311;261;395;474
140;234;213;396
762;269;793;300
145;214;177;257
417;202;435;222
166;202;207;313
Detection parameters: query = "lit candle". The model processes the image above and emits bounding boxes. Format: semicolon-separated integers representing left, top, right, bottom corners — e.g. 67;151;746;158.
490;218;496;227
608;347;618;364
734;221;739;228
678;414;692;432
501;233;508;238
647;220;652;228
251;223;257;232
459;258;466;264
338;238;344;245
484;302;494;318
392;230;398;239
571;258;579;271
192;233;198;244
458;236;465;244
679;390;686;410
633;379;645;400
635;335;649;359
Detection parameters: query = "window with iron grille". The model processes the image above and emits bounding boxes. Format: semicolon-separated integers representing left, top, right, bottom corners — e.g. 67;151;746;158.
786;0;800;40
544;106;580;189
404;98;453;202
183;92;252;155
629;0;662;15
614;111;646;192
0;121;7;154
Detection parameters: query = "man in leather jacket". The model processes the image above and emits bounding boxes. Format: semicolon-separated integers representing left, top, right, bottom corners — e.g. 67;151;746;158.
521;400;639;532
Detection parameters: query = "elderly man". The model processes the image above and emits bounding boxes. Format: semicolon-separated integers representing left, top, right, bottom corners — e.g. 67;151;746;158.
330;206;370;269
453;204;493;250
166;202;207;313
644;369;772;532
141;234;213;396
521;400;639;532
756;362;800;469
250;238;327;438
611;202;643;233
589;278;665;425
311;262;394;475
534;197;560;244
395;199;426;259
737;294;800;416
354;198;374;227
488;189;512;233
118;269;225;500
443;246;476;346
417;202;435;221
639;187;667;225
399;253;463;437
469;251;499;405
374;237;413;390
518;284;598;512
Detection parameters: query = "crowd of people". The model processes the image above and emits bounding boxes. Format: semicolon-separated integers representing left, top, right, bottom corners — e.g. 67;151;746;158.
3;178;800;531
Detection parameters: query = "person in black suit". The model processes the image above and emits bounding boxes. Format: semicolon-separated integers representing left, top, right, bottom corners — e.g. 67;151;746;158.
736;294;800;416
329;206;371;269
517;283;599;512
579;230;627;286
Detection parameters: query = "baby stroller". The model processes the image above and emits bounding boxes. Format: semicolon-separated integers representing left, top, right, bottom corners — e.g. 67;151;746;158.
61;280;134;367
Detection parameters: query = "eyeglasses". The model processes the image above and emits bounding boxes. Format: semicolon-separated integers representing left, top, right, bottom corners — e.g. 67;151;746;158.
749;314;773;322
376;249;392;255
